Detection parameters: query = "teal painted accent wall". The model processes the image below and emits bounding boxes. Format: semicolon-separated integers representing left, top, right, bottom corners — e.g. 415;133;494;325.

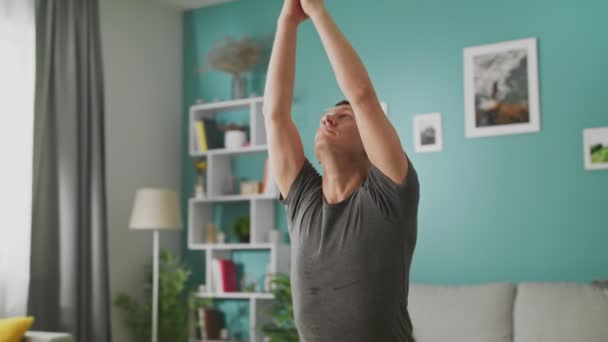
181;0;608;338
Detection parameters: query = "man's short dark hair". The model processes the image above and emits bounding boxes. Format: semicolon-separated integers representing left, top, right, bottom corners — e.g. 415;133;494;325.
335;100;350;107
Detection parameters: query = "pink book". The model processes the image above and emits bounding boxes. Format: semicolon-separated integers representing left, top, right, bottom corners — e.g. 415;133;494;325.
219;259;230;292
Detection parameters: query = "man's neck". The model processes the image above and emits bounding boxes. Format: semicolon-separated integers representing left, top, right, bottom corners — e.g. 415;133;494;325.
321;156;369;205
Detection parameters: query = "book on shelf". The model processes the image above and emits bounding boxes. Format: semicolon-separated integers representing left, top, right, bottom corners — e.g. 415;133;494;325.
211;258;238;292
197;308;206;340
195;120;208;152
193;118;222;153
197;308;221;340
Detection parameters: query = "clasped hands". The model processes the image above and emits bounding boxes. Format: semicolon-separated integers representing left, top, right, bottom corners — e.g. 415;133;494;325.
280;0;327;24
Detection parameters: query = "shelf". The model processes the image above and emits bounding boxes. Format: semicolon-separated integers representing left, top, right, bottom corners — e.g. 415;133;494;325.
189;243;275;250
190;96;264;113
191;193;277;203
191;144;268;157
195;292;274;300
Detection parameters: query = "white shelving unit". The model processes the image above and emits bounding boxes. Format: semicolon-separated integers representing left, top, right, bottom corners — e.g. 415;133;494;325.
187;96;290;342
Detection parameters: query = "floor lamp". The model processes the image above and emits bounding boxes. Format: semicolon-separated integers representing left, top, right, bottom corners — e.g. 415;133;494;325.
129;188;183;342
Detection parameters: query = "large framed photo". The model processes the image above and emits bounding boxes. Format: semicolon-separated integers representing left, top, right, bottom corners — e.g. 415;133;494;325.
583;127;608;171
463;38;540;138
413;113;443;153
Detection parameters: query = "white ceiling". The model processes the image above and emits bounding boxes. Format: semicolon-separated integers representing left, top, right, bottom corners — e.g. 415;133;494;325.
159;0;236;10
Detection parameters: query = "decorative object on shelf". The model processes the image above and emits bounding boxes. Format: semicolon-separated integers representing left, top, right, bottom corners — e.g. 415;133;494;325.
413;113;444;153
240;272;258;293
231;216;250;243
200;36;267;99
217;232;226;244
583;127;608;171
260;273;298;342
220;328;230;340
205;223;218;244
114;249;192;342
240;180;261;195
268;230;281;244
225;129;247;149
193;160;207;198
463;37;540;138
127;188;183;342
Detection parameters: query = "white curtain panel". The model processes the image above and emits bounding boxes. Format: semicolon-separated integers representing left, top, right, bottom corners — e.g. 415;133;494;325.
0;0;35;317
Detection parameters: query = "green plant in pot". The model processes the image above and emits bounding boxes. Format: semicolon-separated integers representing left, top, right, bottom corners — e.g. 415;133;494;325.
113;249;195;342
260;273;298;341
232;215;250;243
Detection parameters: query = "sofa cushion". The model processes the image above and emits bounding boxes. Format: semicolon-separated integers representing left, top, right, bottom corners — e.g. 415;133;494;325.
0;316;34;342
513;282;608;342
24;331;74;342
408;282;515;342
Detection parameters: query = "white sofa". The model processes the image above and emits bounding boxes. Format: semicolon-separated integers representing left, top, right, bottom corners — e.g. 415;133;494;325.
24;331;74;342
408;282;608;342
408;283;608;342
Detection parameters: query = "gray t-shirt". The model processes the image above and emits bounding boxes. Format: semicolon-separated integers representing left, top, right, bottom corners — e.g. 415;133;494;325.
279;155;419;342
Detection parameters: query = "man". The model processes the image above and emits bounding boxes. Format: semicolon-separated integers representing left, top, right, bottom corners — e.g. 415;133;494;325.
263;0;419;341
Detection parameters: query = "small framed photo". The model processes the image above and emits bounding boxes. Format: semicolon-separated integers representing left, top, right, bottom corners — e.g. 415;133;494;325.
413;113;443;153
463;37;540;138
583;127;608;171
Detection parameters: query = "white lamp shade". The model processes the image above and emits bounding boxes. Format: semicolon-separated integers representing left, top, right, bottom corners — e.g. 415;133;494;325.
129;188;182;230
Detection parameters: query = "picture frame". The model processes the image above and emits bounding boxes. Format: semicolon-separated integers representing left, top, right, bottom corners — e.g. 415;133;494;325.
583;127;608;171
413;113;443;153
463;37;541;138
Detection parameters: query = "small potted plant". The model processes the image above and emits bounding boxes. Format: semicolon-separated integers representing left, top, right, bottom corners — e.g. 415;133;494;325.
231;216;250;243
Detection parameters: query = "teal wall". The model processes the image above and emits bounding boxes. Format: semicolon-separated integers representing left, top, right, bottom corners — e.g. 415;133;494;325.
181;0;608;338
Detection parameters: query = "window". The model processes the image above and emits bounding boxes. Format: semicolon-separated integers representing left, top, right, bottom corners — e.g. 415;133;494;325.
0;0;35;317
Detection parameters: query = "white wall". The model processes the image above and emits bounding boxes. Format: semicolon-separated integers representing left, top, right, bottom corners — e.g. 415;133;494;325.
99;0;183;340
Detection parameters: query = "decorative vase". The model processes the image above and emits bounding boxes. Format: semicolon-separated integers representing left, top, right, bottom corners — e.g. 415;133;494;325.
225;129;246;149
194;173;205;198
231;74;247;99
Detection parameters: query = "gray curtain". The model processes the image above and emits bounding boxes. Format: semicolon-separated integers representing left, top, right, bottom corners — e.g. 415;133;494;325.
28;0;111;341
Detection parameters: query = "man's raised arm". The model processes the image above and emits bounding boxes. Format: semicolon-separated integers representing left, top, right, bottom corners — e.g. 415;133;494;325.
301;0;409;185
263;0;307;198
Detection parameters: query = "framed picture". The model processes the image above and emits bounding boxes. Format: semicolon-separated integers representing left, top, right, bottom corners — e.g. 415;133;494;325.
413;113;443;153
583;127;608;171
463;37;540;138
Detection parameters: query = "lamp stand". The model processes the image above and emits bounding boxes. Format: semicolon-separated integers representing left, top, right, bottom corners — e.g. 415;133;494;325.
152;230;159;342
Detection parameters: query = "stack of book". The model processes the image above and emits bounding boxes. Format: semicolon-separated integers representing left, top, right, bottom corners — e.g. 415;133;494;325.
211;258;238;292
193;118;222;152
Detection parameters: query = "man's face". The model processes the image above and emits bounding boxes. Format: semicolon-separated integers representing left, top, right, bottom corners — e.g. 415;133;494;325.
314;104;366;161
